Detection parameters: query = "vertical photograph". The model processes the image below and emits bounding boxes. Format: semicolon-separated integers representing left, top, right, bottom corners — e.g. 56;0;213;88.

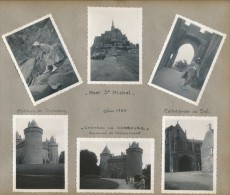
2;14;82;106
88;7;142;84
162;116;217;193
77;138;154;193
148;15;226;105
13;115;68;192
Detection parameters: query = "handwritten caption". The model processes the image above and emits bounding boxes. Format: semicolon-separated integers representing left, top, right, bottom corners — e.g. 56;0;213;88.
164;108;209;114
85;90;135;96
17;108;67;114
81;125;149;136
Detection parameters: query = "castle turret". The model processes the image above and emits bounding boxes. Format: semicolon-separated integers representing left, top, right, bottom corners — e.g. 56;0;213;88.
49;136;59;164
100;145;112;177
16;131;22;145
23;119;43;164
126;142;143;177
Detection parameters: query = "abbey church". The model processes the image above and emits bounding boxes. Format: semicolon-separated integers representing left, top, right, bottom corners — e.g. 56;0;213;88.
16;119;59;164
100;142;143;179
91;20;139;57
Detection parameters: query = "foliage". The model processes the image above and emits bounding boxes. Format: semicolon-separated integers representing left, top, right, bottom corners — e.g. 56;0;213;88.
80;149;100;177
174;60;189;72
59;151;65;164
142;164;151;189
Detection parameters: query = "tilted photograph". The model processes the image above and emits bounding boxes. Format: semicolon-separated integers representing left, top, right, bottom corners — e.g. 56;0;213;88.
148;15;226;105
77;138;154;193
88;7;142;84
13;115;68;192
2;14;82;105
162;116;217;194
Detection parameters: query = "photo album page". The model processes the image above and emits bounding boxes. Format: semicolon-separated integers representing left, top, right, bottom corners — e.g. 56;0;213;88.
0;1;229;195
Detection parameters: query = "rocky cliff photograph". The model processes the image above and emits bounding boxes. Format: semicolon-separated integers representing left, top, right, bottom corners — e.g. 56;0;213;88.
88;7;142;84
3;15;82;105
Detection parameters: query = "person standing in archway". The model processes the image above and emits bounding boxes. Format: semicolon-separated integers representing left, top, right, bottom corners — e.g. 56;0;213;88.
181;57;201;90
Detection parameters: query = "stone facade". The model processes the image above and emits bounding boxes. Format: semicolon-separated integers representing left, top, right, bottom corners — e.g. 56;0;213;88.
100;142;143;179
16;119;59;164
91;20;139;57
165;122;202;172
201;124;214;171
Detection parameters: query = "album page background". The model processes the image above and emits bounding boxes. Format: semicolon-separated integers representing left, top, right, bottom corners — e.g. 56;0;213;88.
0;1;229;194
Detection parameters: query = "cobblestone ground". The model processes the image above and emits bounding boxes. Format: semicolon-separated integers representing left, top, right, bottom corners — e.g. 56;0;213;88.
152;67;200;101
165;171;213;190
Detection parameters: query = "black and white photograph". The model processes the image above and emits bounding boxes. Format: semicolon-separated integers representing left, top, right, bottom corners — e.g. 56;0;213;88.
77;138;154;193
2;14;82;106
13;115;68;192
148;15;226;105
162;116;217;193
88;7;142;84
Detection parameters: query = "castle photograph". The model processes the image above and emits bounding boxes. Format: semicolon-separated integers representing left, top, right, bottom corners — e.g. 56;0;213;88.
88;7;142;84
13;115;68;192
77;138;154;193
162;117;217;193
148;15;226;105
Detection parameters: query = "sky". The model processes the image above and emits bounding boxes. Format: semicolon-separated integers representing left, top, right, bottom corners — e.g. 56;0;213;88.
165;117;216;140
173;43;195;66
15;116;67;155
80;139;153;169
88;7;142;47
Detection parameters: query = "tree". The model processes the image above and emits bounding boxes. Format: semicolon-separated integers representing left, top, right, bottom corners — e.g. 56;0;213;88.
59;151;65;163
142;164;151;189
80;149;100;177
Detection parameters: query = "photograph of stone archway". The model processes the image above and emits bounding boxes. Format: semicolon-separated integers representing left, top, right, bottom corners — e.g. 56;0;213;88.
148;15;226;105
162;116;217;193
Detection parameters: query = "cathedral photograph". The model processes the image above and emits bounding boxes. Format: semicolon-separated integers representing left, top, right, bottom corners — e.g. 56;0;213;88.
13;115;68;192
162;116;217;193
77;138;154;193
88;7;142;84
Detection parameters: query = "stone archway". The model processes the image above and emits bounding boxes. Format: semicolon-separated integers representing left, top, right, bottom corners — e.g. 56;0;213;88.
178;155;193;172
172;43;195;68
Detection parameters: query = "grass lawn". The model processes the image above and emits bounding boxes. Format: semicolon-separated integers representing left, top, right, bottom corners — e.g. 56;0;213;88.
16;164;65;189
80;177;118;189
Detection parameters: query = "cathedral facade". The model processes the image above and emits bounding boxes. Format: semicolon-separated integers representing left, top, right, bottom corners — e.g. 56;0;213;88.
16;119;59;164
91;21;139;57
100;142;143;179
165;122;214;172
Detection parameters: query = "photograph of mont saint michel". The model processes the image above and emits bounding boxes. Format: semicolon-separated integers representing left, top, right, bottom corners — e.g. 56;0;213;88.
88;7;142;84
77;138;154;193
162;117;217;194
13;115;68;192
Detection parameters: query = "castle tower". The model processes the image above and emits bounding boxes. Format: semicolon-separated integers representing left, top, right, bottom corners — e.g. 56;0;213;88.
100;145;112;177
126;142;143;177
49;136;59;164
201;124;214;171
23;119;43;164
